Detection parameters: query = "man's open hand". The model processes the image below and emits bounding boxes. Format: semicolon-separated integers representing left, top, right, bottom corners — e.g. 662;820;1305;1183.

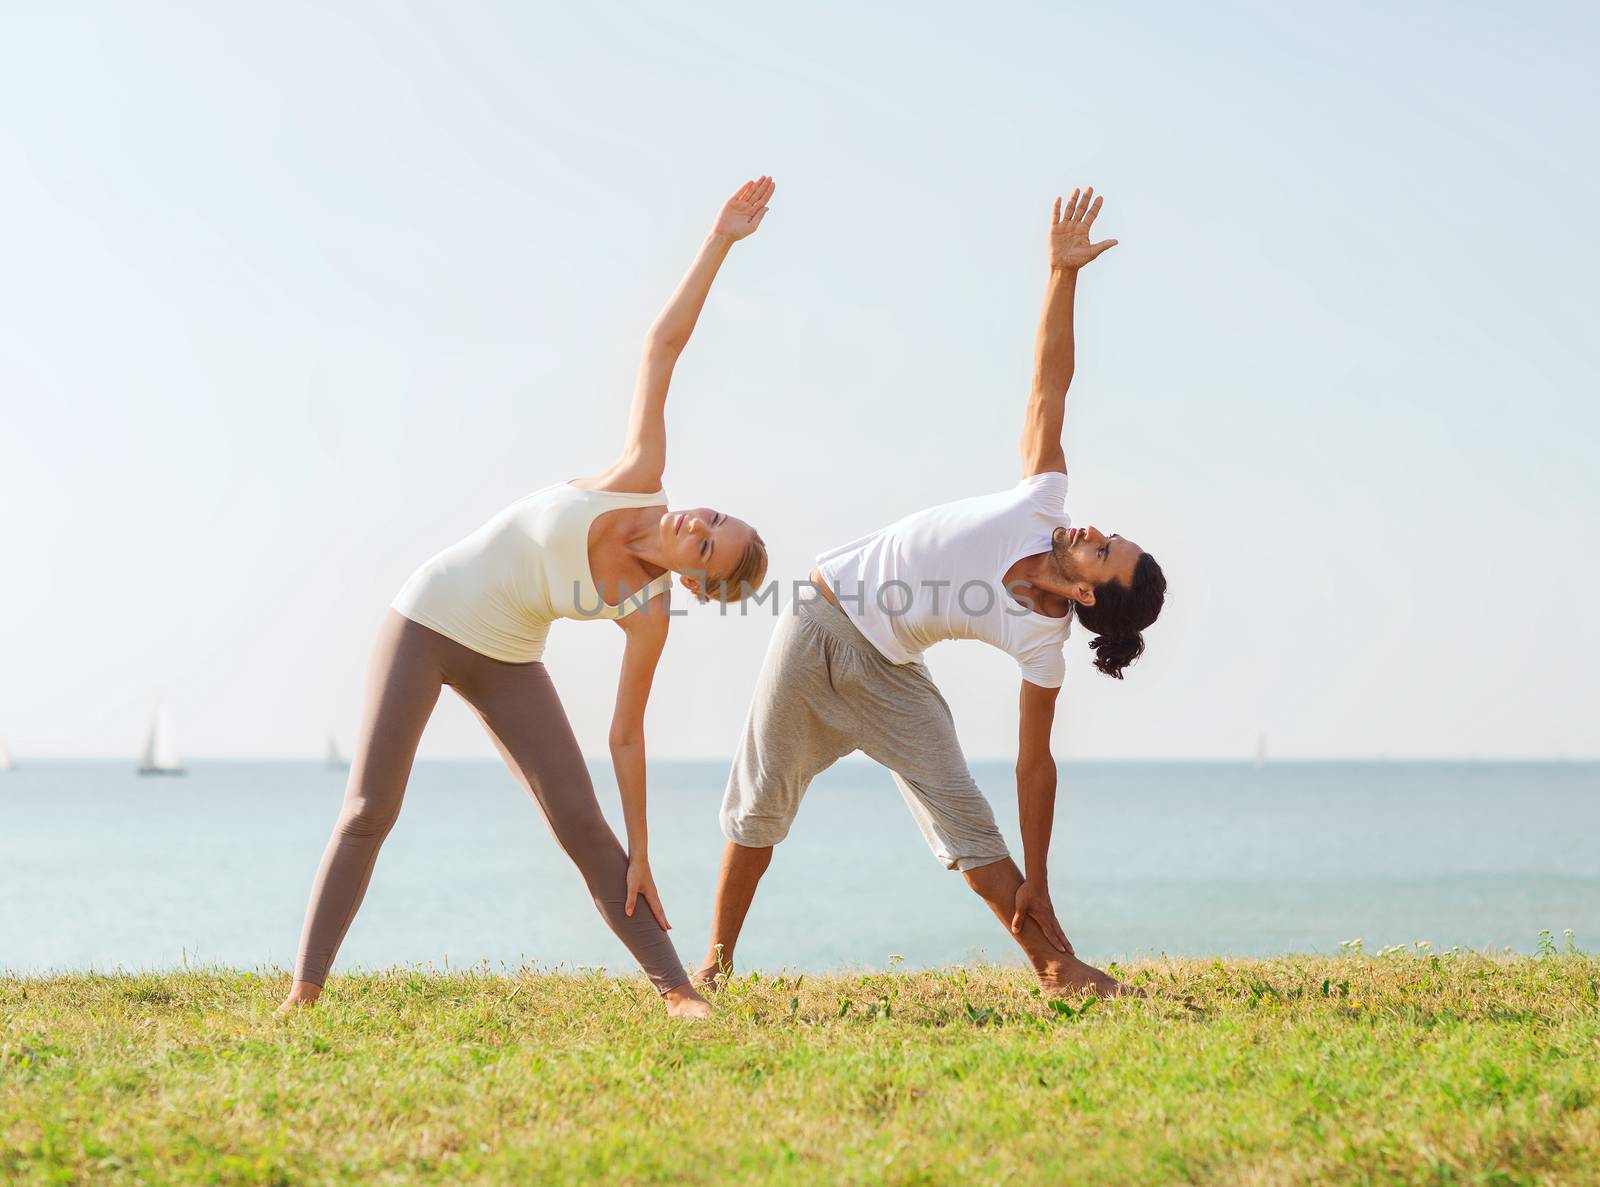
1049;186;1117;271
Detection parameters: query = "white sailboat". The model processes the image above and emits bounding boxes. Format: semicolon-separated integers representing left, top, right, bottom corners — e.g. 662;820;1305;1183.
0;737;13;772
138;708;186;776
1254;732;1268;769
325;734;349;771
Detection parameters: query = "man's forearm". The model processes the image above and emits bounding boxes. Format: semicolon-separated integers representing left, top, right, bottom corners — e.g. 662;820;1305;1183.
1020;267;1078;472
1031;266;1078;400
1015;759;1059;883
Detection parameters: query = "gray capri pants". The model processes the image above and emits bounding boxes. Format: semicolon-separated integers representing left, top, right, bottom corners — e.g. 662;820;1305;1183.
721;595;1011;872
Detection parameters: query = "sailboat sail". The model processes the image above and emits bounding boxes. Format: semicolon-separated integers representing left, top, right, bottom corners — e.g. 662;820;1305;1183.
139;708;185;775
325;735;347;769
0;737;12;772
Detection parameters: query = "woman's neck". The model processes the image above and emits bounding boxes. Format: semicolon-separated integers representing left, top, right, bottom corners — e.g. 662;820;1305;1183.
613;507;669;576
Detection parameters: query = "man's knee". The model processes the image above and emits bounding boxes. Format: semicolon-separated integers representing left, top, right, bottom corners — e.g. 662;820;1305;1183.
728;839;776;871
952;850;1011;875
721;811;792;851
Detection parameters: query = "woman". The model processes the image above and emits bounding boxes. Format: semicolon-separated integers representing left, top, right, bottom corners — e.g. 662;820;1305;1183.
279;177;775;1019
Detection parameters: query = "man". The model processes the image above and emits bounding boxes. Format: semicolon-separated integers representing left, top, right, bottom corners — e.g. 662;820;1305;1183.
698;187;1167;996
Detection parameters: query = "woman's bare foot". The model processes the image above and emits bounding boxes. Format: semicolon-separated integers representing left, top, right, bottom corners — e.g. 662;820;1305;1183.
1037;955;1143;999
662;983;713;1019
276;980;323;1015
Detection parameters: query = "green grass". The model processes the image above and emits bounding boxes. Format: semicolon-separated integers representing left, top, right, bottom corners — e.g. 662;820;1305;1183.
4;950;1599;1185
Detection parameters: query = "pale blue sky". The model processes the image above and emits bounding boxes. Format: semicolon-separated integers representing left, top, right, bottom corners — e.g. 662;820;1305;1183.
2;1;1596;761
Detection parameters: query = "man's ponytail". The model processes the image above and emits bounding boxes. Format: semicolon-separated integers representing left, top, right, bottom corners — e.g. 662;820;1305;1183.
1087;632;1145;679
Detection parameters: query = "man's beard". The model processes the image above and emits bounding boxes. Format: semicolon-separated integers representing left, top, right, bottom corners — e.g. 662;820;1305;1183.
1049;535;1081;584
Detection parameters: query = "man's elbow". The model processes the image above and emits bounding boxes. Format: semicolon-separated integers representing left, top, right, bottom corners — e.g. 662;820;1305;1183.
1016;755;1058;787
1021;444;1068;477
644;326;688;358
1029;369;1073;402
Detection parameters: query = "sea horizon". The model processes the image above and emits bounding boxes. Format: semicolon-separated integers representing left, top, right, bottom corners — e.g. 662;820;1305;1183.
5;758;1596;975
8;755;1597;766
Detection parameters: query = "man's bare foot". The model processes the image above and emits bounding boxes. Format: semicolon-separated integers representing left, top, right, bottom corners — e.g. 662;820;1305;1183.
692;960;732;991
1038;955;1143;999
276;980;323;1015
662;983;713;1019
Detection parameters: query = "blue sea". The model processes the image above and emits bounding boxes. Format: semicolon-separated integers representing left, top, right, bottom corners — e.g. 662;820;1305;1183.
3;760;1596;977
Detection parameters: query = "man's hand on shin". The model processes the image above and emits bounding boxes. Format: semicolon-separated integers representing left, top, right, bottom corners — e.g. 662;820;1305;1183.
1011;879;1074;955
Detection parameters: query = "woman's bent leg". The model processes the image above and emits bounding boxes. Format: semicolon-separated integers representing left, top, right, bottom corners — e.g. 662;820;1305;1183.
457;662;689;994
292;612;444;986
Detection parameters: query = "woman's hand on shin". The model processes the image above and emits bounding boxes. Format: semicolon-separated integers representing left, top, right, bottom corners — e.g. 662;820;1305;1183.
626;854;671;931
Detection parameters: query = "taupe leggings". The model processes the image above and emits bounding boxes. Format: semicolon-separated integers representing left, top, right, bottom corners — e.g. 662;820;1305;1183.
292;610;688;993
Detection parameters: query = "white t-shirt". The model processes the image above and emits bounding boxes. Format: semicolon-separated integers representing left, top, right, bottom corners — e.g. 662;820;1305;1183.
816;471;1074;688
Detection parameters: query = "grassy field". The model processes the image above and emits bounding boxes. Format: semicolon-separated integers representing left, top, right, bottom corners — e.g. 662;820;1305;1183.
4;948;1599;1186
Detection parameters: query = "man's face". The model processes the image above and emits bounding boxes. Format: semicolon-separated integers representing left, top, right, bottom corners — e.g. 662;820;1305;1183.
1053;524;1142;603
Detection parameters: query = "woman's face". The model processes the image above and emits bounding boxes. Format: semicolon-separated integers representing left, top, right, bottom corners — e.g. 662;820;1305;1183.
657;507;757;585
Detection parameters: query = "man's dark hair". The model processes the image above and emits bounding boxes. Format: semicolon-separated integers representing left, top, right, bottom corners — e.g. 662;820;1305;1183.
1075;551;1167;679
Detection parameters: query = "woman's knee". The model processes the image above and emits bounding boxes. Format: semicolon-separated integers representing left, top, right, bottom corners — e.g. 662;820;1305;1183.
559;812;624;872
339;793;401;838
540;796;622;875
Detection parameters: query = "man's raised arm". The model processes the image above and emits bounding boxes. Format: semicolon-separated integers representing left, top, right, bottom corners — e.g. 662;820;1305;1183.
1020;187;1117;478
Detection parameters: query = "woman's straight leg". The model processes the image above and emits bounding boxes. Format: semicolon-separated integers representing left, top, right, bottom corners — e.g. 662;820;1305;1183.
454;660;690;994
292;611;445;986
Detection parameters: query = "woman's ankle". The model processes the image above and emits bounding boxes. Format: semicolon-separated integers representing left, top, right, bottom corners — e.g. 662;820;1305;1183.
660;981;713;1018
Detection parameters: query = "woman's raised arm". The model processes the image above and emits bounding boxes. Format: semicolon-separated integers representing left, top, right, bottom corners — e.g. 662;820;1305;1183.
598;177;774;494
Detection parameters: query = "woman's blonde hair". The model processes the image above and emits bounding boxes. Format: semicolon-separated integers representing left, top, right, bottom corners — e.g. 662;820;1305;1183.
701;530;769;604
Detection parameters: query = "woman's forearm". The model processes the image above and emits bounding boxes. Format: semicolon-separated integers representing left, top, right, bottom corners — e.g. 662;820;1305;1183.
609;737;650;859
647;232;736;355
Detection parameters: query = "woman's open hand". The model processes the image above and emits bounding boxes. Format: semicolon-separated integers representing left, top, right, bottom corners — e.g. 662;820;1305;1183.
625;855;671;930
713;176;774;241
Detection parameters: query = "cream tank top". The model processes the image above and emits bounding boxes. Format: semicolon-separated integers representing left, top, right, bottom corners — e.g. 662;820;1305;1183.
391;482;674;663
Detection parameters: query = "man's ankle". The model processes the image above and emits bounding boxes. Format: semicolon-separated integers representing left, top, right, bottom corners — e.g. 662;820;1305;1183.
695;951;734;985
1033;953;1073;980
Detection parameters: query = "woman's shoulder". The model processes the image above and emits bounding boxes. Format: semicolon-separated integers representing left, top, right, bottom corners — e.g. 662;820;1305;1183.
572;458;667;500
569;474;665;500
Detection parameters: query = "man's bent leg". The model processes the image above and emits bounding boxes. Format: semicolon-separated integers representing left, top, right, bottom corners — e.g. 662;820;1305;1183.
963;857;1133;997
695;841;774;986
